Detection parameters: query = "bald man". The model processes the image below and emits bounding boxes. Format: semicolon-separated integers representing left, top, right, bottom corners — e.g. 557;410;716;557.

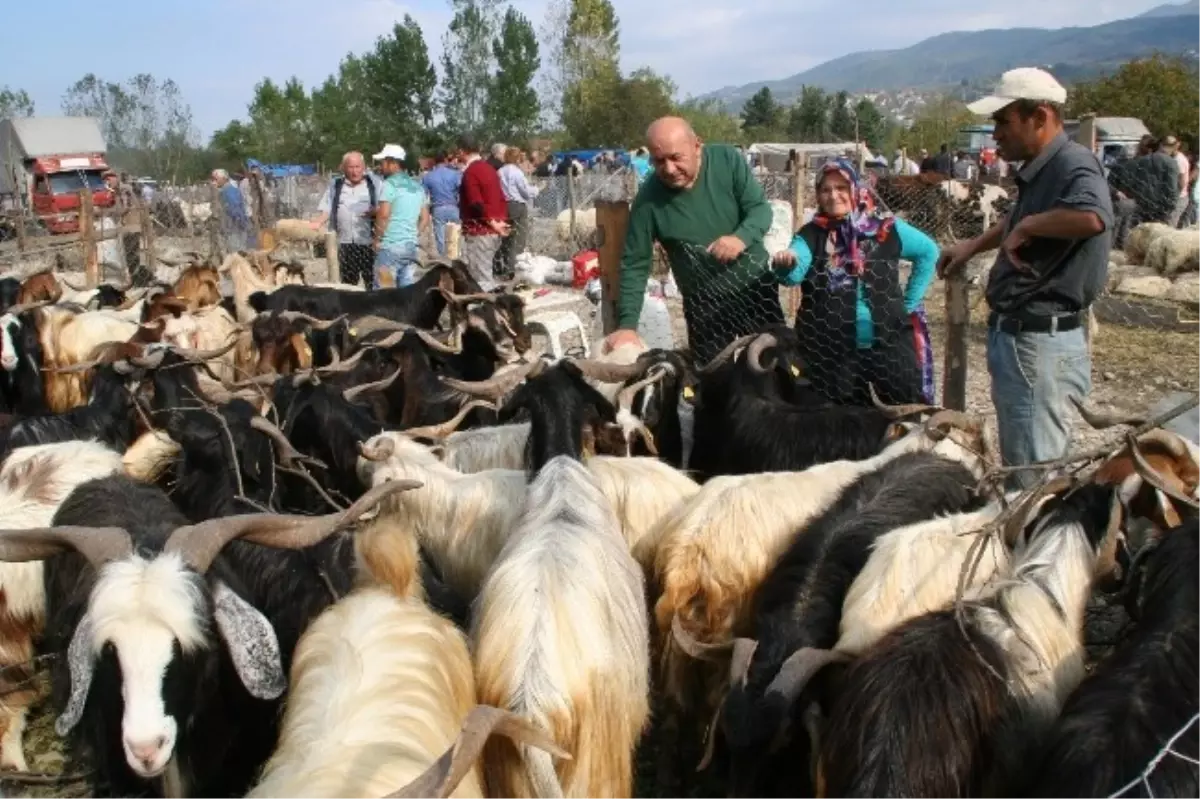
312;151;381;287
603;117;782;362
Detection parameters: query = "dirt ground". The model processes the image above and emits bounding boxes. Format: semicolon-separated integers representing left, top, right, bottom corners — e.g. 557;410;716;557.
4;249;1195;798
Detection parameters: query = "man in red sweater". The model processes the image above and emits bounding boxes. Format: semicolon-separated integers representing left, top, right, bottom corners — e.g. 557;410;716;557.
455;134;510;290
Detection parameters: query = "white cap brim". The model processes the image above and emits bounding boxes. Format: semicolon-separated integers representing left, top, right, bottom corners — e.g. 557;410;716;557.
966;95;1014;116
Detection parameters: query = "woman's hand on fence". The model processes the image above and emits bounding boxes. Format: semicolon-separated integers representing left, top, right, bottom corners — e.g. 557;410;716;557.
771;250;798;269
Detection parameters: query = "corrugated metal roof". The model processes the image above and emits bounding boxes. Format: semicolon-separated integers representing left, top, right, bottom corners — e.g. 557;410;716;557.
0;116;106;158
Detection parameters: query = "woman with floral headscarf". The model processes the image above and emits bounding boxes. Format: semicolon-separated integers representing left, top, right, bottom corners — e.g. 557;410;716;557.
771;158;939;405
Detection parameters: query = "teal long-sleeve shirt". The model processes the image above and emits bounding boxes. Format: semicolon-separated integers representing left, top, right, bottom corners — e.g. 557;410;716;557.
775;219;939;349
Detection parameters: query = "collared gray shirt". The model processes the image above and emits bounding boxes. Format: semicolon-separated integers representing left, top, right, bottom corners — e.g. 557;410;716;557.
985;132;1114;317
317;175;381;245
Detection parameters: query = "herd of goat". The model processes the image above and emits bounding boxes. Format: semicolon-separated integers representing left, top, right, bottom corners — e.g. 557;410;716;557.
0;251;1192;799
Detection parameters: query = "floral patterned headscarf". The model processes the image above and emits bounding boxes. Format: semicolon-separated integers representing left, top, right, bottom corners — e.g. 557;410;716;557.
810;158;894;276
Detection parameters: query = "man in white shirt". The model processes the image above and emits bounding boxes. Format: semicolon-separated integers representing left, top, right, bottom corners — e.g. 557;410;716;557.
1162;135;1190;227
892;149;920;175
310;151;381;287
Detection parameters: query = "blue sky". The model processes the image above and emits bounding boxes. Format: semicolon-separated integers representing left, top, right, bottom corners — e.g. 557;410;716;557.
4;0;1175;139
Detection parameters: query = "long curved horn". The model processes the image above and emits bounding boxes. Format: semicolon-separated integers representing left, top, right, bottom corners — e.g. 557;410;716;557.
1;300;50;318
1126;431;1200;511
1132;428;1192;462
870;383;943;420
343;367;404;402
439;359;545;400
314;347;369;374
1001;475;1075;546
0;526;133;569
745;332;779;374
436;287;498;305
163;479;423;574
617;366;669;413
248;416;309;466
696;334;758;374
358;437;397;462
348;316;413;335
125;348;168;370
763;647;852;708
1070;396;1145;429
414;329;461;355
923;409;983;436
278;311;348;331
172;334;241;363
401;400;497;441
571;358;650;384
385;705;571;799
57;274;89;292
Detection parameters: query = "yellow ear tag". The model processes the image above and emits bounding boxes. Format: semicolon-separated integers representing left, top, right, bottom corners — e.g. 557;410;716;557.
790;365;801;377
302;343;312;358
683;386;695;399
349;327;358;336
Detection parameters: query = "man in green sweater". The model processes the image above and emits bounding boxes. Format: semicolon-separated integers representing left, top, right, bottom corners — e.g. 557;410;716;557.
603;116;784;363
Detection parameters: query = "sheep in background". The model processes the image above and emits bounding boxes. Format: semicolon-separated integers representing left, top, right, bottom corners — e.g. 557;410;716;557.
1124;221;1173;265
473;455;649;797
555;207;597;245
1145;226;1200;276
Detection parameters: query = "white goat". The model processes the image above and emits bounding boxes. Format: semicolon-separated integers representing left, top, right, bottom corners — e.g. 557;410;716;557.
473;455;650;797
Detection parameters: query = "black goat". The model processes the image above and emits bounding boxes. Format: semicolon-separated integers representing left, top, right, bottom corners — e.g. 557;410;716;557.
0;277;20;314
0;307;47;415
27;476;413;797
247;262;478;330
1025;519;1199;798
0;365;136;459
622;349;695;468
815;483;1124;798
720;451;982;796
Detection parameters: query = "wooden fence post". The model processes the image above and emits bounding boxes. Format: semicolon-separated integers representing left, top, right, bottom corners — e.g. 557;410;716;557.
79;189;99;288
594;200;630;335
138;195;156;274
941;273;970;410
325;231;340;283
446;223;461;260
567;174;578;244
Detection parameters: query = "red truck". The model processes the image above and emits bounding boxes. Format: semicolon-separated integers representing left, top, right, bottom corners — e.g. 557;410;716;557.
0;116;115;234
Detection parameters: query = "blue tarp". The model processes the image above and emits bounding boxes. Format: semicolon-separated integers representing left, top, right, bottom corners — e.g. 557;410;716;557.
553;149;631;167
245;158;318;178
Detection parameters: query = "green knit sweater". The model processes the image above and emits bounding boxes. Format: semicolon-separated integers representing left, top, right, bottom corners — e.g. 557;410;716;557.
616;144;773;329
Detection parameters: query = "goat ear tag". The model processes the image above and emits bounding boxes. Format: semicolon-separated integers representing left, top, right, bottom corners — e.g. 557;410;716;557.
682;386;695;400
790;365;801;377
212;580;286;701
349;328;358;337
56;613;96;737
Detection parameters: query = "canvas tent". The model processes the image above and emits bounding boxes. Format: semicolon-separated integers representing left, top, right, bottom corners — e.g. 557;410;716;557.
748;142;877;172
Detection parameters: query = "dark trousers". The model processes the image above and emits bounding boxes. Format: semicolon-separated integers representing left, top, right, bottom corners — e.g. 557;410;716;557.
498;201;529;274
339;243;374;287
681;270;785;365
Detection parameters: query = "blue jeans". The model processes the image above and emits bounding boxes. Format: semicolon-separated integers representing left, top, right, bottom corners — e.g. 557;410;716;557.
431;205;460;257
374;243;418;289
987;321;1091;489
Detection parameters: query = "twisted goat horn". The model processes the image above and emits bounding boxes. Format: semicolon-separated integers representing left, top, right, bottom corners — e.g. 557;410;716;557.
439;359;546;400
870;383;943;420
401;400;496;441
414;329;461;355
1070;395;1147;429
278;311;348;331
571;357;652;384
696;334;758;374
923;409;983;435
617;365;670;412
0;525;133;569
163;479;422;574
1126;431;1200;511
671;615;732;662
343;367;404;402
1001;475;1075;546
745;332;779;374
358;437;396;462
248;416;310;467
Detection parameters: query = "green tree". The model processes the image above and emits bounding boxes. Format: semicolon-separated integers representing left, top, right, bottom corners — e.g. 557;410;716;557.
741;87;780;131
560;0;622;144
359;18;438;148
1067;55;1199;144
0;87;34;119
440;0;500;135
853;97;890;152
829;90;855;141
62;74;136;149
788;85;832;142
679;99;744;145
485;7;541;143
899;95;975;154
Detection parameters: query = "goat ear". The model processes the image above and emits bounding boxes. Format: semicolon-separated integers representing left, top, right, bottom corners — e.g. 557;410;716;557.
211;580;286;700
55;613;97;737
429;445;446;461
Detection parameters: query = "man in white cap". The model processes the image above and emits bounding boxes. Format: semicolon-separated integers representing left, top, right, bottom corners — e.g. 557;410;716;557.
938;67;1112;488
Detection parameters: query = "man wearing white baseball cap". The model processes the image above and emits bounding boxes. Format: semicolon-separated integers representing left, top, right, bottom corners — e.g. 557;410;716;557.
938;67;1113;488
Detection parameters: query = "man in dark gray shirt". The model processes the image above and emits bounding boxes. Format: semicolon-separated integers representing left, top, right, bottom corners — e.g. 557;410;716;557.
939;67;1112;487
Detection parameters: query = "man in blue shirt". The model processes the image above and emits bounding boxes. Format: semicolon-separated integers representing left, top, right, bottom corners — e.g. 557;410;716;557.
421;151;462;256
211;169;252;253
372;144;429;288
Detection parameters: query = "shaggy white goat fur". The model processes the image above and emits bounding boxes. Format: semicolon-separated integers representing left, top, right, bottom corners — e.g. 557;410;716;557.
357;431;527;600
472;456;649;798
0;441;125;771
122;430;183;484
1145;226;1200;276
587;455;700;565
434;421;531;473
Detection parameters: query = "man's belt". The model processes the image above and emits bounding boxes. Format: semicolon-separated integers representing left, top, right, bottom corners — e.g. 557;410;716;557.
987;310;1084;334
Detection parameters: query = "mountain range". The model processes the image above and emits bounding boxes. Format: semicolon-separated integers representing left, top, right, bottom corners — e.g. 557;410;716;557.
699;0;1200;110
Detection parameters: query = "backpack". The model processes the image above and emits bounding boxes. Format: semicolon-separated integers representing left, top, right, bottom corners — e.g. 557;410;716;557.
329;176;377;232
